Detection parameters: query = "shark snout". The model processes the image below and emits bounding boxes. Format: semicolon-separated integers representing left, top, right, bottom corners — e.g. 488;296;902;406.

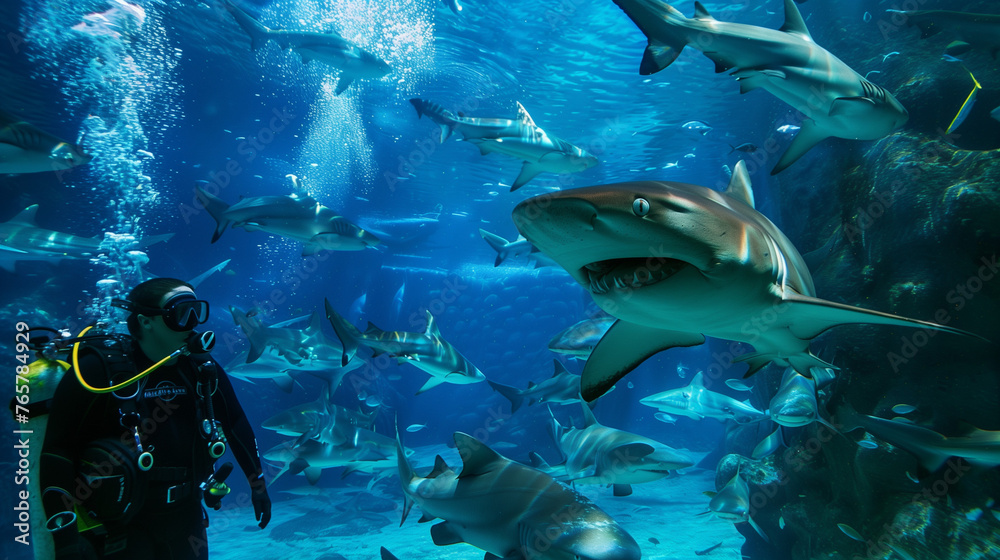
513;196;598;246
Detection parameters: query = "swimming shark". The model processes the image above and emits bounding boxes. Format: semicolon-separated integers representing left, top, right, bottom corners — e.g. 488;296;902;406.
325;299;485;394
0;205;172;272
550;403;694;496
768;368;835;430
195;186;379;256
610;0;909;174
705;462;769;542
839;406;1000;471
640;372;768;424
409;98;598;190
487;359;584;413
888;9;1000;58
261;383;375;443
396;431;641;560
512;160;980;402
222;0;390;94
0;110;92;174
265;428;397;484
547;315;616;358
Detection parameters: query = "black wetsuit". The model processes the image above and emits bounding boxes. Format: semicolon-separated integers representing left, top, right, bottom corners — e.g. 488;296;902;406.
40;339;264;559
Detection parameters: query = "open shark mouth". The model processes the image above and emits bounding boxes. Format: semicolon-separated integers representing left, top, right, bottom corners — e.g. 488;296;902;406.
582;257;688;295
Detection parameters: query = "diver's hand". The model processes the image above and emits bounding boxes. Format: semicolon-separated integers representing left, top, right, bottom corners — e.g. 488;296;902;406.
249;474;271;529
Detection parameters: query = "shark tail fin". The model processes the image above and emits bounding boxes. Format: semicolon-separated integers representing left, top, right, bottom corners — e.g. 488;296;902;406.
223;0;273;50
478;229;511;266
487;380;525;413
612;0;688;74
324;298;361;367
408;99;457;142
194;184;232;243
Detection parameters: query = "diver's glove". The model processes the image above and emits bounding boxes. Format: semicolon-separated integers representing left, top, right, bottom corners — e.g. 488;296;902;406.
249;473;271;529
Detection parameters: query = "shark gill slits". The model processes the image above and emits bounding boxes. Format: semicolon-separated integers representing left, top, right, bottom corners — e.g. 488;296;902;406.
632;198;650;216
582;258;685;294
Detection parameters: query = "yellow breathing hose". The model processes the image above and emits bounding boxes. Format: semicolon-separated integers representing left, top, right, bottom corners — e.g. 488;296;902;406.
72;326;178;394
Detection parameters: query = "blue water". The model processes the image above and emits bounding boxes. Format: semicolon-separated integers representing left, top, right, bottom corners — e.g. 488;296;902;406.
3;0;995;559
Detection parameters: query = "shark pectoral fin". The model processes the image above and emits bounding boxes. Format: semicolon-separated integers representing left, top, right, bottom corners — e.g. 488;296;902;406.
511;162;545;192
771;121;828;175
613;484;633;497
304;467;322;485
732;68;785;93
752;427;783;459
334;75;355;95
781;289;987;341
640;41;683;75
415;376;446;395
747;515;771;543
438;123;453;143
581;321;705;402
417;512;436;523
272;374;295;393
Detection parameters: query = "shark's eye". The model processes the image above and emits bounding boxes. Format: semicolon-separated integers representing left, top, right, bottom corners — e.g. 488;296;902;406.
632;198;650;216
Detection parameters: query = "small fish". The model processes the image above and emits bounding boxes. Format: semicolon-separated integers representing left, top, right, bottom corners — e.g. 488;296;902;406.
881;51;900;62
725;379;752;392
648;537;660;545
905;471;919;484
365;394;381;407
857;439;879;449
891;404;916;414
681;121;712;135
863;11;871;22
947;69;982;134
136;149;154;159
695;542;722;556
654;412;677;424
728;143;758;154
941;54;964;63
779;516;785;529
405;423;427;432
776;124;800;134
864;70;881;80
945;41;972;57
838;523;864;542
966;508;983;521
676;363;689;378
663;161;680;169
683;153;696;159
837;523;865;542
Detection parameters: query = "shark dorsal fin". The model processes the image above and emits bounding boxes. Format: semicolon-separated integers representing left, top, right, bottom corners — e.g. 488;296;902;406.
427;455;451;478
693;1;715;20
8;205;40;225
454;432;501;478
552;359;569;377
780;0;812;40
580;400;599;427
724;160;755;208
425;310;441;336
306;311;322;333
690;371;706;388
515;102;537;128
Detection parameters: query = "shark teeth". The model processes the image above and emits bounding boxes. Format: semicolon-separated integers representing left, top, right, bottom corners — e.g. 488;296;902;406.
584;258;686;295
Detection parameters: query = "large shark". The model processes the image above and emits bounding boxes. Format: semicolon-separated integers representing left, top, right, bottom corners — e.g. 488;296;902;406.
195;186;379;256
487;359;584;412
512;161;980;402
610;0;909;174
223;0;390;94
264;428;397;485
409;98;598;191
326;299;485;394
888;9;1000;58
705;462;769;542
396;431;641;560
0;205;172;272
0;110;92;174
839;406;1000;471
550;403;693;496
640;372;768;424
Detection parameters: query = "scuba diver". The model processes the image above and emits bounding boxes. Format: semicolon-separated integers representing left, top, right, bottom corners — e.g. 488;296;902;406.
38;278;272;559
